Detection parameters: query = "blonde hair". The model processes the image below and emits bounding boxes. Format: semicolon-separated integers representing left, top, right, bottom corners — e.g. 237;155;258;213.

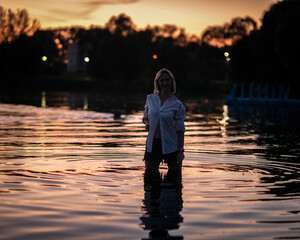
153;68;176;94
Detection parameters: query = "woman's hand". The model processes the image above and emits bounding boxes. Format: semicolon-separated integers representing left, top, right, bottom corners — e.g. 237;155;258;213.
143;118;149;131
177;150;185;163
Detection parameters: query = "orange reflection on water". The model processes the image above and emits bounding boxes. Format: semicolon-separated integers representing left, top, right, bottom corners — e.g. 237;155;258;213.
1;103;299;240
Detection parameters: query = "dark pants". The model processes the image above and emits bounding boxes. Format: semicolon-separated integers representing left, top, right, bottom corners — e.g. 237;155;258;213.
144;138;182;171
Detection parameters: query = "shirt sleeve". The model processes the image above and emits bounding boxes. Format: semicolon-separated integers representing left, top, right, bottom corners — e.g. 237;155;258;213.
143;95;149;121
175;101;186;132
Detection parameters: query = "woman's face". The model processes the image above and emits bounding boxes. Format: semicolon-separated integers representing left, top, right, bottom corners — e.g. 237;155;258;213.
158;73;171;92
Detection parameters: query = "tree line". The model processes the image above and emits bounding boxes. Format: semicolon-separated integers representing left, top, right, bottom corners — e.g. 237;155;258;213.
0;0;299;98
230;0;299;99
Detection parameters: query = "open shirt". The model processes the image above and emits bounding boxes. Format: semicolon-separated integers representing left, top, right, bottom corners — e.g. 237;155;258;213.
143;93;186;154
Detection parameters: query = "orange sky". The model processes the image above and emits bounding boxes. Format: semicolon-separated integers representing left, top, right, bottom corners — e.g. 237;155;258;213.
1;0;279;35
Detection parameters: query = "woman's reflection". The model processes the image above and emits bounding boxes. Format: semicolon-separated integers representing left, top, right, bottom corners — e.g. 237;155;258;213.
140;161;183;240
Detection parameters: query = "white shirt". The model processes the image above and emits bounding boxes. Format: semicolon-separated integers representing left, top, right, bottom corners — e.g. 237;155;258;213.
143;93;185;154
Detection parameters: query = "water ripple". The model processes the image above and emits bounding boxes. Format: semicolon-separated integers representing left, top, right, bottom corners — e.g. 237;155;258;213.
0;102;299;239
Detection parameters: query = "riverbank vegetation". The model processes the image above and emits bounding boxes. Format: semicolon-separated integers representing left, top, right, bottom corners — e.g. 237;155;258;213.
0;0;299;98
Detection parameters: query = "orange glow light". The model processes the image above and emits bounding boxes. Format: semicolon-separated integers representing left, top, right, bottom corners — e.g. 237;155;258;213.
153;54;157;60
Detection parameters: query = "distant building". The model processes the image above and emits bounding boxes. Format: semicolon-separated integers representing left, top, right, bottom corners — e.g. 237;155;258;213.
67;43;85;72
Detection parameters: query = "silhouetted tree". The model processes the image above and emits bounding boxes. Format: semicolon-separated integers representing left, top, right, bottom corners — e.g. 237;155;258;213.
230;0;300;98
105;13;136;36
33;30;63;75
202;16;257;48
0;6;40;43
260;0;300;86
0;34;43;81
148;24;192;47
0;9;231;96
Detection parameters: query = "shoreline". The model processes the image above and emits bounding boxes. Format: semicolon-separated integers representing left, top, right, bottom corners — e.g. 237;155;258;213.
1;73;232;99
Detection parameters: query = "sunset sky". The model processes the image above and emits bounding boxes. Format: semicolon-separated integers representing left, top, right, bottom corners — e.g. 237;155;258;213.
1;0;279;35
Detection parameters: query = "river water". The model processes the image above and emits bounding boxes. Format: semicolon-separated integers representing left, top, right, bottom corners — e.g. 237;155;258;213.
0;91;299;240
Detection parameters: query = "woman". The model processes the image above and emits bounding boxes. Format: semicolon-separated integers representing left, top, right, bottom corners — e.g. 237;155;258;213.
143;68;185;170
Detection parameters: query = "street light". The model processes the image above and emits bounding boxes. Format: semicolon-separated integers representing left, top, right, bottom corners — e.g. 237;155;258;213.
224;52;230;62
224;52;230;81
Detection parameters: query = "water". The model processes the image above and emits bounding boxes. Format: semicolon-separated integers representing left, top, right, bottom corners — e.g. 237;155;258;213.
0;92;300;240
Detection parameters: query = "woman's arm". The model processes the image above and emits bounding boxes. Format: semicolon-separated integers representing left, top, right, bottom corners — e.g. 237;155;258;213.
177;131;185;163
143;96;149;131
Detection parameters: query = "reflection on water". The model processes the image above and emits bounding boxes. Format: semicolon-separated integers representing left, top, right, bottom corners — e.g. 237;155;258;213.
0;91;300;240
225;103;300;161
0;90;144;114
141;163;183;240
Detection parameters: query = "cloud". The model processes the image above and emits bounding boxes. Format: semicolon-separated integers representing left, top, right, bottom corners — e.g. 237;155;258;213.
44;0;139;22
84;0;139;7
0;0;139;24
